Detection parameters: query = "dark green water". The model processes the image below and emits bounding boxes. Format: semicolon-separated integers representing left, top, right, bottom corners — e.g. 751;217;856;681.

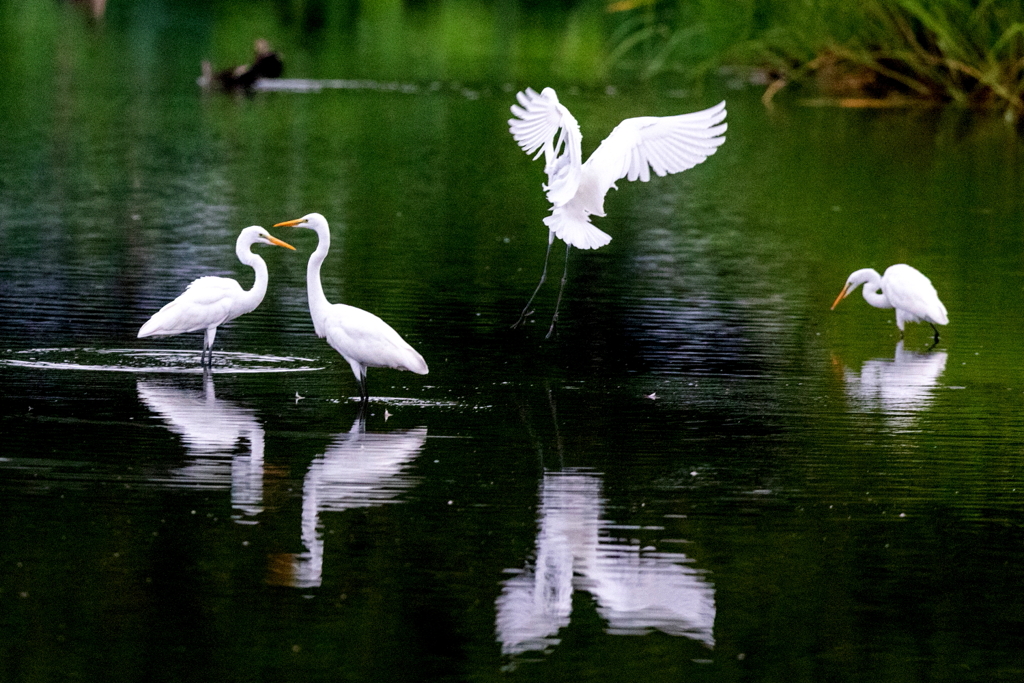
2;2;1023;682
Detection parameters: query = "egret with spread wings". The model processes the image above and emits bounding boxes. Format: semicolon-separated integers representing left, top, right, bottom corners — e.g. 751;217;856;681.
508;87;727;336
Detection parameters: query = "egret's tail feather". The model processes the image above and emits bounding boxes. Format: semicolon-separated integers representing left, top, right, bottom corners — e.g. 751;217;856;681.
543;206;611;250
137;317;165;338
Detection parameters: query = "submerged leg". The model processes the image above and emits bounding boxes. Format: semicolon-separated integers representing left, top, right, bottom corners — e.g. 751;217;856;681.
202;327;217;367
545;243;572;339
347;358;369;403
512;232;556;329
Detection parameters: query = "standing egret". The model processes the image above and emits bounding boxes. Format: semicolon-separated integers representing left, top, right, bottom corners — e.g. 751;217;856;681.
138;226;296;366
508;87;728;336
831;264;949;342
273;213;428;402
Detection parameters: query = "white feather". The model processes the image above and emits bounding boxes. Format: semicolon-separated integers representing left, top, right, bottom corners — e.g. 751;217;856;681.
509;89;727;250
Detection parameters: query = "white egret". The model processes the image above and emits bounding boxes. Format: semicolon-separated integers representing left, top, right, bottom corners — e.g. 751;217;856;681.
831;264;949;342
273;213;428;402
508;87;728;336
137;226;296;365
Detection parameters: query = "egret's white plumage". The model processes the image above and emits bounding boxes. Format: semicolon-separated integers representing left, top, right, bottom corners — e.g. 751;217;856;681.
137;226;295;365
508;87;727;335
273;213;428;402
831;263;949;340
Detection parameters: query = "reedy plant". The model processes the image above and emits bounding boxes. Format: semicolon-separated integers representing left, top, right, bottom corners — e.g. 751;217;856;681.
608;0;1024;117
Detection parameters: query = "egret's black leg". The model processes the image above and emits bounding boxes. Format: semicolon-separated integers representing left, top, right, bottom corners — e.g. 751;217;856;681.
358;369;370;404
930;323;940;345
202;328;217;368
512;233;555;329
545;243;571;339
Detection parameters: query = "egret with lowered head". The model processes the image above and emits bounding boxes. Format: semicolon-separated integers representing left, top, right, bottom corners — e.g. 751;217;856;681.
508;87;728;336
273;213;428;402
138;226;295;366
831;263;949;342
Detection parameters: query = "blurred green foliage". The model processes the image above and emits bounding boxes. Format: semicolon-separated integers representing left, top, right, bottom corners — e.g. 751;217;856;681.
0;0;614;97
4;0;1024;119
607;0;1024;116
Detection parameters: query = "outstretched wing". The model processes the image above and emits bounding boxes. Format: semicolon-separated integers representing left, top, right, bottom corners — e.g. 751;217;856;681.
587;100;728;189
508;87;583;206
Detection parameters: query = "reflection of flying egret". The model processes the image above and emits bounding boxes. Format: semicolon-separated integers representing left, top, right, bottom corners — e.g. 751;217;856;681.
508;87;727;336
273;213;428;402
268;416;428;588
841;340;947;428
138;226;296;366
831;264;948;342
496;469;716;656
137;373;265;519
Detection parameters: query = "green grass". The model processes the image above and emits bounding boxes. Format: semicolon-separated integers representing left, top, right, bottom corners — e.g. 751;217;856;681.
607;0;1024;117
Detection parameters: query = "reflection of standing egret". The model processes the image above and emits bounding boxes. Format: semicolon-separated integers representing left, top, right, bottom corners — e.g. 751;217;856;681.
136;373;265;518
496;468;716;656
840;340;947;428
273;213;428;403
831;264;948;342
508;87;727;336
267;415;428;588
137;226;295;366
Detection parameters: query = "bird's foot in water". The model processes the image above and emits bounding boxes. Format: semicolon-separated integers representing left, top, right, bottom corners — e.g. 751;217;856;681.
511;309;534;330
545;315;559;339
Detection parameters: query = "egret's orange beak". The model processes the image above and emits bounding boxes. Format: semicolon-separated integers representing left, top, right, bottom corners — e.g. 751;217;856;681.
831;283;851;310
273;218;304;228
266;234;296;250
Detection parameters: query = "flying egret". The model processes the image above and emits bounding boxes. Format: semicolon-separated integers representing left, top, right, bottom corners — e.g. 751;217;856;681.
831;264;949;342
273;213;428;402
508;87;728;336
138;226;296;366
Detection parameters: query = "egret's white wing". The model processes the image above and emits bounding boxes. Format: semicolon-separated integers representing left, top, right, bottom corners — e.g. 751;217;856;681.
883;264;949;326
587;100;727;189
508;87;583;206
509;88;563;159
323;304;428;375
138;276;241;337
182;276;245;306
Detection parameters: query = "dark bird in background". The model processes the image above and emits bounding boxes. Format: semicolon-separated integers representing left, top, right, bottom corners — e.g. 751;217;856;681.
200;39;283;93
250;38;283;79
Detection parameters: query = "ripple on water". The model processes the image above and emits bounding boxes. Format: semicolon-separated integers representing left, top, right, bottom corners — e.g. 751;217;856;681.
0;348;324;374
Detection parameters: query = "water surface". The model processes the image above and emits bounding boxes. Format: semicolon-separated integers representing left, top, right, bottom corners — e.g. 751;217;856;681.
2;3;1023;682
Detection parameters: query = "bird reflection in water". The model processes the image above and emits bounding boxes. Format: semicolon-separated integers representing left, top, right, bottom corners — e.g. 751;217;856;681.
840;340;948;427
136;372;265;520
266;416;428;589
495;468;716;656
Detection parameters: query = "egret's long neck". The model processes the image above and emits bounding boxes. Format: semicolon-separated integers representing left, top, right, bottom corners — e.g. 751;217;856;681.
236;242;270;314
859;271;891;310
306;225;332;332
